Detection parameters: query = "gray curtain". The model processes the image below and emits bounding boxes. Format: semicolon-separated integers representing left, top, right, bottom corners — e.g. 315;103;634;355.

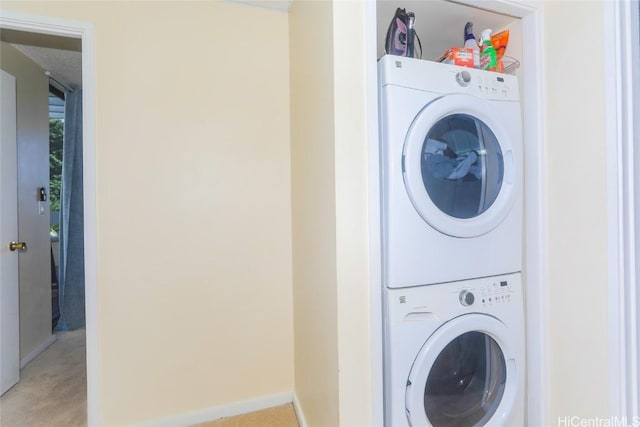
56;89;85;331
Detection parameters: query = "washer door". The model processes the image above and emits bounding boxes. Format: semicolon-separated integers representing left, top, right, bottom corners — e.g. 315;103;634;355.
405;314;518;427
403;94;517;238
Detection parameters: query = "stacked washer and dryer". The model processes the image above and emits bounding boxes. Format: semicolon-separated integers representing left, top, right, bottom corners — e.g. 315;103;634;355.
378;55;525;426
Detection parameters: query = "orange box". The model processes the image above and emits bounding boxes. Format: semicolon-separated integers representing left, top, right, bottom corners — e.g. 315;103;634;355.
438;47;474;68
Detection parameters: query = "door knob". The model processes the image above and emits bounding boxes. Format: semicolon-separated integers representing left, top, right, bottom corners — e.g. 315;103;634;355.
8;241;27;252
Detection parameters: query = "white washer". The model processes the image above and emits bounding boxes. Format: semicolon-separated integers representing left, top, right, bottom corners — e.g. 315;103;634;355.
384;273;525;427
378;55;523;288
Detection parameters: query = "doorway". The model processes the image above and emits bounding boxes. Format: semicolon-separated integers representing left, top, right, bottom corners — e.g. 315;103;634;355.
0;11;98;427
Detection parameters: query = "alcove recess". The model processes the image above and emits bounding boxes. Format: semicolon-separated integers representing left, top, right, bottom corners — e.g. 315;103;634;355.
376;0;523;87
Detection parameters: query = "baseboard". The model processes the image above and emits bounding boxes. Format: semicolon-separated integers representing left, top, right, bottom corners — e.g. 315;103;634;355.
20;334;56;368
292;392;308;427
138;391;295;427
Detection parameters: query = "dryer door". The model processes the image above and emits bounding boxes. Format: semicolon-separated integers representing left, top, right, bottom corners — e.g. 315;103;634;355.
405;314;518;427
403;94;518;238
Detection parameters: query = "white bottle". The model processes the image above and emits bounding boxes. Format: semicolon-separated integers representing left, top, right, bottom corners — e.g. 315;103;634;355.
464;22;480;68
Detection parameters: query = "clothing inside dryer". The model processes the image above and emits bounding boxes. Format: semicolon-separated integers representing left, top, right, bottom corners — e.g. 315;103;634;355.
421;114;504;219
423;331;506;427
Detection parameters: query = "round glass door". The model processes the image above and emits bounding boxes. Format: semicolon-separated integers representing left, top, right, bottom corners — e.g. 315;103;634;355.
424;332;505;426
422;114;503;220
405;315;518;427
403;94;518;238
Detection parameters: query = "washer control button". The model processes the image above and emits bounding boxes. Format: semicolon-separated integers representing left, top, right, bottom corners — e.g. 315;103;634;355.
459;290;475;306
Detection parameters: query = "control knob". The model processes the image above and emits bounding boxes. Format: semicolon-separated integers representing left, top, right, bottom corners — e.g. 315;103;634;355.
459;289;475;306
456;70;471;87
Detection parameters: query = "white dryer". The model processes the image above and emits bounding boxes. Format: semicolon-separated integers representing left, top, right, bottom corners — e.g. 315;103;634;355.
383;273;525;427
378;55;523;288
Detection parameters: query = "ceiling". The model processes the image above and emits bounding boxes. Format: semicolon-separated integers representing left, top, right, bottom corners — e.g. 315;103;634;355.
0;28;82;90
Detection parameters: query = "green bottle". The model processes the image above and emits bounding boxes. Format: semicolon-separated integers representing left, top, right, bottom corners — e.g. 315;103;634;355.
480;29;497;71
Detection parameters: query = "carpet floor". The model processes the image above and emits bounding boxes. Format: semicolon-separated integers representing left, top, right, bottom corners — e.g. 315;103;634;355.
1;329;298;427
0;328;87;427
194;404;299;427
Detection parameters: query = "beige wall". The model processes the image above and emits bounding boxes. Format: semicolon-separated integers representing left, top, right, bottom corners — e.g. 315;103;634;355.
2;2;293;425
542;1;610;422
290;0;372;425
289;1;339;426
333;1;372;426
0;42;52;361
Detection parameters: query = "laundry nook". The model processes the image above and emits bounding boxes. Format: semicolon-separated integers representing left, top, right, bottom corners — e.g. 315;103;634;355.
378;51;525;425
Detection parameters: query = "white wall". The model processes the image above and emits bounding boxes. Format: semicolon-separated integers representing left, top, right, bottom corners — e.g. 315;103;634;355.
542;1;610;422
0;42;52;363
2;2;294;425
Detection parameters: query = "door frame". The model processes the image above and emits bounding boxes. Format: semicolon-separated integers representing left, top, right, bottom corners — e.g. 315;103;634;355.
604;0;640;420
0;11;99;426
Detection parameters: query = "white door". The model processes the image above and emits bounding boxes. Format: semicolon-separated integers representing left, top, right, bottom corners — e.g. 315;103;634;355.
402;94;518;238
405;314;518;427
0;69;20;395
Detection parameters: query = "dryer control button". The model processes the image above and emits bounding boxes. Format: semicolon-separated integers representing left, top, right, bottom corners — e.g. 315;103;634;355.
456;70;471;87
459;290;475;306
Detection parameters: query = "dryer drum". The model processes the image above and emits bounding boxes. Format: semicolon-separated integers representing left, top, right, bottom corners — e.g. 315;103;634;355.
423;332;506;427
421;114;504;220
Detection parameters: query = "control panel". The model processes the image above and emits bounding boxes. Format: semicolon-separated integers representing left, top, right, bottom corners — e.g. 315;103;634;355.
454;70;514;100
458;279;513;307
378;55;520;102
